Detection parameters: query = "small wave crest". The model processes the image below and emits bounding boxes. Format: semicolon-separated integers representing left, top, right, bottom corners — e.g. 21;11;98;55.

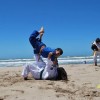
0;56;100;67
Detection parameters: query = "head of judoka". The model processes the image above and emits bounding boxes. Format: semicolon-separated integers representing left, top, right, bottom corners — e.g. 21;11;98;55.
56;67;68;81
55;48;63;57
96;38;100;45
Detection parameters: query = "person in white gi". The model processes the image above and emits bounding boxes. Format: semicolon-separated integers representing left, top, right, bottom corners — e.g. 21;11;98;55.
22;54;58;80
91;38;100;66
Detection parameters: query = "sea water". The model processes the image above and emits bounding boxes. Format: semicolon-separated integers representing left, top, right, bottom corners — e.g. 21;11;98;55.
0;56;100;67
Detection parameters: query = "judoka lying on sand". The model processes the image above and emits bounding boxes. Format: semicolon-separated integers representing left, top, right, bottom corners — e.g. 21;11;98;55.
22;54;68;80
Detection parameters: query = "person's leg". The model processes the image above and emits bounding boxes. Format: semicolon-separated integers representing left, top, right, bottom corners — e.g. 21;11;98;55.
34;54;46;68
29;30;40;49
34;54;43;62
21;64;30;80
98;52;100;64
29;27;44;48
29;63;42;79
93;51;98;66
29;27;45;54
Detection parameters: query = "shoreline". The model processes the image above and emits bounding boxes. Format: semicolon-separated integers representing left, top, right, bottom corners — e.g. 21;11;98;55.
0;64;100;100
0;55;98;67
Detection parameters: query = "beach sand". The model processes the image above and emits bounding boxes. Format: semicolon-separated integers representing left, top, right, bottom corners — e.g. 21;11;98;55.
0;64;100;100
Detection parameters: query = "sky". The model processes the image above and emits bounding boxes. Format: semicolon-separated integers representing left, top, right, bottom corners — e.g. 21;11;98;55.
0;0;100;59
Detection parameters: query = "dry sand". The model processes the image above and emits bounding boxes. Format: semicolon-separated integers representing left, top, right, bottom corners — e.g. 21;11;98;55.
0;64;100;100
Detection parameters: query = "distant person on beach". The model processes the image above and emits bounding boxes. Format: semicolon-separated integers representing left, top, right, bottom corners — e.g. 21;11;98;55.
83;61;86;64
91;38;100;66
29;27;63;66
22;54;68;80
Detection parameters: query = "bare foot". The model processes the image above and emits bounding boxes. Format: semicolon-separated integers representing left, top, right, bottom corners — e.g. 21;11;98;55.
39;27;44;41
39;27;44;34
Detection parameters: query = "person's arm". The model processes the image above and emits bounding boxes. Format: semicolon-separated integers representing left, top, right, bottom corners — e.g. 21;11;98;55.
48;52;58;66
38;46;46;61
48;52;53;59
52;61;58;67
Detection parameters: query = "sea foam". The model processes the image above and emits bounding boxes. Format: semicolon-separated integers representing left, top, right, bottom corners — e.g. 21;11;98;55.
0;56;100;67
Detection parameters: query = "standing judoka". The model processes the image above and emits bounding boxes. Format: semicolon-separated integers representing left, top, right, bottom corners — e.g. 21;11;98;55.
91;38;100;66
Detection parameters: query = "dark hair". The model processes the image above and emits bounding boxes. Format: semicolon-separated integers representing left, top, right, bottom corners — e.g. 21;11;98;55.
56;48;63;55
91;44;98;51
56;67;68;80
96;38;100;43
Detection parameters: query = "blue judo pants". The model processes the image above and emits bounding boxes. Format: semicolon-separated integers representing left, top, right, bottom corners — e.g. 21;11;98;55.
29;30;46;54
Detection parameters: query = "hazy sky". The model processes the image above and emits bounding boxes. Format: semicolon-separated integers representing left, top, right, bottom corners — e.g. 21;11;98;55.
0;0;100;59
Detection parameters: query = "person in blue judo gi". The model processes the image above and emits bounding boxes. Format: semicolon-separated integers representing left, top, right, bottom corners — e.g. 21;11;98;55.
29;27;63;66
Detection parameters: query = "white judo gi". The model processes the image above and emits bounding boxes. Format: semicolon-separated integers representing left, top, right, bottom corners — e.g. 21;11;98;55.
22;54;58;80
93;41;100;63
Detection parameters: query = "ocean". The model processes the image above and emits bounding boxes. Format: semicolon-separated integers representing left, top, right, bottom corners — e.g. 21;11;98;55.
0;56;100;67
